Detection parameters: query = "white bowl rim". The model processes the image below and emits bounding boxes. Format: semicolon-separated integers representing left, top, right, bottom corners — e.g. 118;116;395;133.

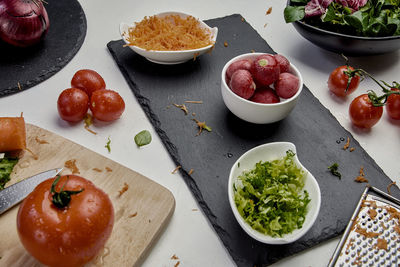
228;141;321;244
221;52;303;107
120;11;218;53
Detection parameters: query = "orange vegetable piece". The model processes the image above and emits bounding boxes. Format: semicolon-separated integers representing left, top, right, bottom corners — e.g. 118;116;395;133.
0;117;26;152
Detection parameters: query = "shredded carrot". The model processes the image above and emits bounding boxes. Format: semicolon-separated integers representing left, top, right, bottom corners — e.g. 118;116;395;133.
129;212;138;218
387;181;397;195
118;183;129;197
185;100;203;104
343;137;350;150
171;165;182;174
64;159;80;174
126;15;214;51
35;136;49;144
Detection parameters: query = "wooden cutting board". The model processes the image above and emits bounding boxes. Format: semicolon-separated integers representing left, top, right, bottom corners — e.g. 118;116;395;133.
0;123;175;266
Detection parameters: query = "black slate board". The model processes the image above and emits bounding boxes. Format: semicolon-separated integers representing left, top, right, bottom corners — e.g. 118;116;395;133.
107;14;400;266
0;0;86;97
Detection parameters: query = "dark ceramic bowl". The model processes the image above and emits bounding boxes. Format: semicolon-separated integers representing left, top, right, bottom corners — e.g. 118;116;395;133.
292;20;400;56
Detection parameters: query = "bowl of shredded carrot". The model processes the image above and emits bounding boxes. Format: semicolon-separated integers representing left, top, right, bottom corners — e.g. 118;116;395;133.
120;11;218;65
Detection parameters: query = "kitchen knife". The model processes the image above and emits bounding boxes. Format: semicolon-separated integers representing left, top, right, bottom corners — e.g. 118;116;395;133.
0;168;63;215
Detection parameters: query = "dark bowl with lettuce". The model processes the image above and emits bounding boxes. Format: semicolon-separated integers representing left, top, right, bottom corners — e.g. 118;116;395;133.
284;0;400;56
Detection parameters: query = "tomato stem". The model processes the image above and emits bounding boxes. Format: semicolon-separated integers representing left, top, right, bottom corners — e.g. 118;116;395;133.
51;175;84;209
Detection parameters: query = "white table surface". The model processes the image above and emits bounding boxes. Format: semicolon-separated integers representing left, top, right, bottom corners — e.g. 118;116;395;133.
1;0;400;266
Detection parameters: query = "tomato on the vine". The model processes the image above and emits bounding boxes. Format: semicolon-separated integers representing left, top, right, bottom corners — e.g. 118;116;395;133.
90;89;125;122
57;88;89;122
386;88;400;120
17;175;114;267
349;94;383;128
328;65;361;97
71;69;106;98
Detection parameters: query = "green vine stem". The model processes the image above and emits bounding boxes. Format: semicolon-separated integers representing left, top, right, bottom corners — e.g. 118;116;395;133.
51;175;84;209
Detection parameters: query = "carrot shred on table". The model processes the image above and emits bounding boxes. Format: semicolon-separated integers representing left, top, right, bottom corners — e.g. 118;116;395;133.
387;181;397;195
118;183;129;197
343;137;350;150
173;104;188;115
185;100;203;104
129;212;138;218
35;136;49;144
64;159;80;174
171;165;181;174
126;15;214;51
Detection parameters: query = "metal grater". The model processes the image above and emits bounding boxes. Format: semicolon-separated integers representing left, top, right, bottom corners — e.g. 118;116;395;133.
328;186;400;267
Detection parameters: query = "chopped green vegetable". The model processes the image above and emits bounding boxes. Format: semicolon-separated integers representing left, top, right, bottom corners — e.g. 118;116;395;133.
284;0;400;37
0;157;19;190
328;163;342;179
105;137;111;153
134;130;152;147
233;150;310;237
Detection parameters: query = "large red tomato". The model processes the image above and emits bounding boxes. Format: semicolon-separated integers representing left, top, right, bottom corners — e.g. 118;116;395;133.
90;89;125;122
17;175;114;267
349;94;383;128
328;65;360;97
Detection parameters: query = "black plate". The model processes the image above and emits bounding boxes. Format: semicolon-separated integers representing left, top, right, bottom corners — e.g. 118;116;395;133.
0;0;87;97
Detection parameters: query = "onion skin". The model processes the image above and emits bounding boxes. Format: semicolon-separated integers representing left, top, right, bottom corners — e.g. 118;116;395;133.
0;0;49;47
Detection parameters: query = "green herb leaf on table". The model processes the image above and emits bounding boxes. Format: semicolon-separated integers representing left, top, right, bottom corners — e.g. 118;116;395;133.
0;157;19;190
328;163;342;179
233;150;310;237
105;137;111;153
134;130;152;147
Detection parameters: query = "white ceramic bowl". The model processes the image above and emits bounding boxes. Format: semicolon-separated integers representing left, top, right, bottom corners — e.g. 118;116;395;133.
228;142;321;244
120;11;218;65
221;53;303;124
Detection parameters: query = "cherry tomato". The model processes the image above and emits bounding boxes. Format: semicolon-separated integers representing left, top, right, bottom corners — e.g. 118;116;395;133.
90;89;125;122
71;69;106;98
57;88;89;122
349;94;383;128
328;65;360;97
386;88;400;120
17;175;114;267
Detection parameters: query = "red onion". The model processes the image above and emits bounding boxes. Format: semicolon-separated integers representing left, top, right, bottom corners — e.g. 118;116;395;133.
0;0;49;47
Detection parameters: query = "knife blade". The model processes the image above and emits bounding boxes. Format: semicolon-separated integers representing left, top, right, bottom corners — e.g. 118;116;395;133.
0;168;63;215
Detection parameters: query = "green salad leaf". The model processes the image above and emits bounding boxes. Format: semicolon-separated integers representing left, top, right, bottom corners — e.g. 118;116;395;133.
0;156;19;190
284;0;400;37
233;150;310;237
134;130;152;147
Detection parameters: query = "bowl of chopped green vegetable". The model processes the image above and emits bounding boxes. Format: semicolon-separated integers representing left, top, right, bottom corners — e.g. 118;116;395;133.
228;142;321;244
284;0;400;55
